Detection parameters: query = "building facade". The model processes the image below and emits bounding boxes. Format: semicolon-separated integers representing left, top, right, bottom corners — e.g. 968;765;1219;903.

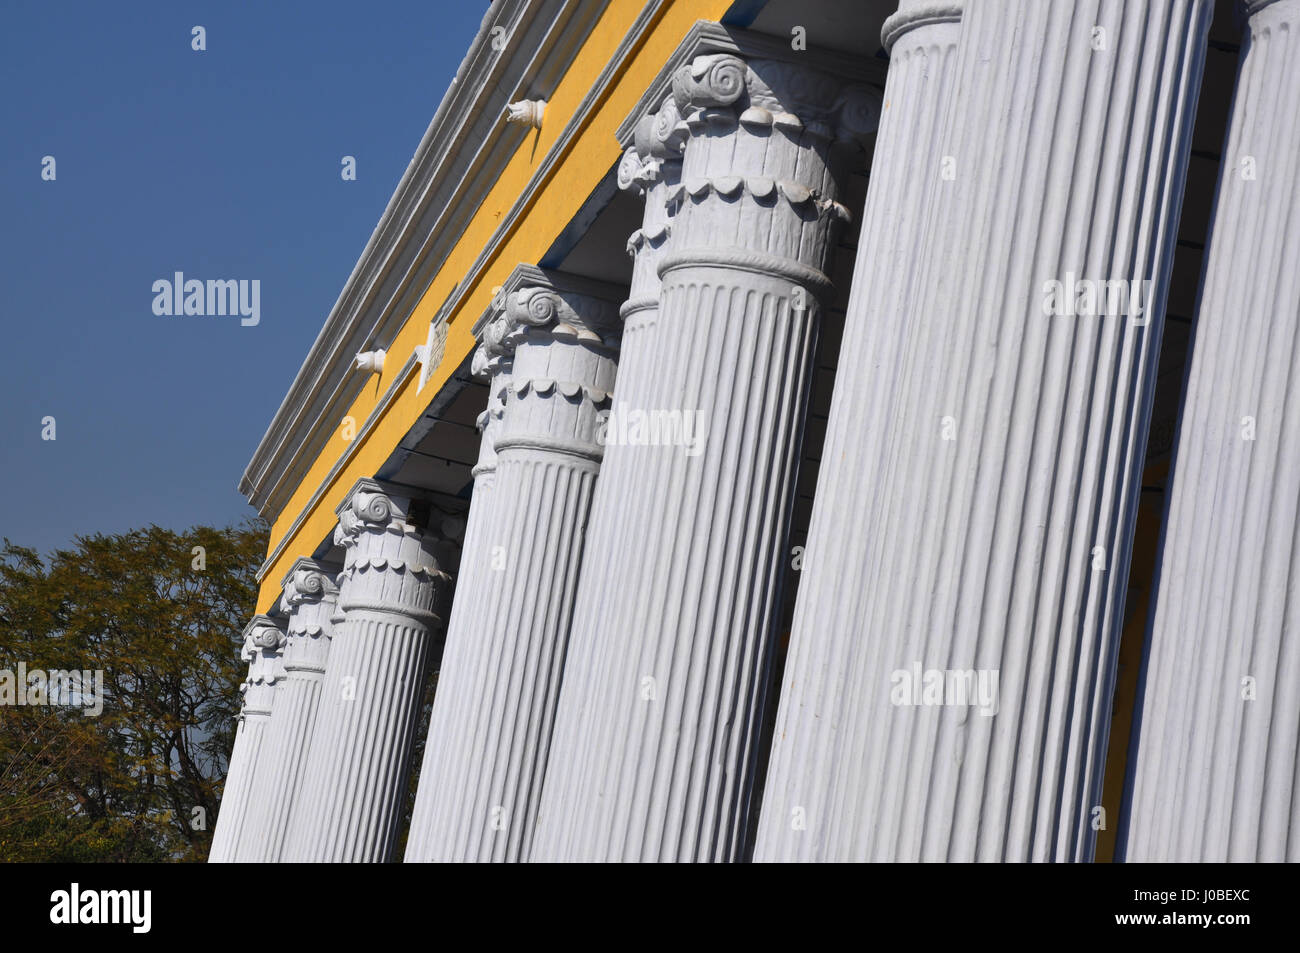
213;0;1300;862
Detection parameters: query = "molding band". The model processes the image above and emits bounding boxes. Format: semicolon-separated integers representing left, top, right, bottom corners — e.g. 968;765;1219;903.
881;1;964;53
494;431;606;463
659;247;835;299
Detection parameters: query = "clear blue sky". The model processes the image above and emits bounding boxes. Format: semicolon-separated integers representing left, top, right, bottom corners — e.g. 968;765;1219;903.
0;1;488;555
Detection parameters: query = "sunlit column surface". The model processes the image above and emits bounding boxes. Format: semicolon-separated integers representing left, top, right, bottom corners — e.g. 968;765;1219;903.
757;0;1210;862
1125;0;1300;862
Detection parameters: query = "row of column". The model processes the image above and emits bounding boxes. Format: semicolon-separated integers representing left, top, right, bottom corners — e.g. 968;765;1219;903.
744;0;1300;862
217;0;1300;862
211;482;462;862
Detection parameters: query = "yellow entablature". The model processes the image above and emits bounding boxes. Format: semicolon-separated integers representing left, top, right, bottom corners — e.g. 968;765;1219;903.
246;0;732;613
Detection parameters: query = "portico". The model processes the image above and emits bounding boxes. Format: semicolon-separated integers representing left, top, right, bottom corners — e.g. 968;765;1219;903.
217;0;1293;863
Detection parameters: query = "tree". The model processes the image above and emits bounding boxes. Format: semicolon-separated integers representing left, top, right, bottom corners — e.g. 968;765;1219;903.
0;521;267;862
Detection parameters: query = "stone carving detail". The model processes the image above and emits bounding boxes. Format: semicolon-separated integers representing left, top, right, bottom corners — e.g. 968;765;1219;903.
664;54;880;227
475;285;621;411
283;562;336;609
280;558;339;661
478;272;622;458
471;343;511;481
504;98;545;129
673;175;854;219
353;349;385;375
415;319;449;393
332;479;450;626
671;53;748;110
508;377;609;405
619;97;688;195
648;51;884;302
673;54;880;144
240;615;287;695
506;288;614;345
619;95;689;320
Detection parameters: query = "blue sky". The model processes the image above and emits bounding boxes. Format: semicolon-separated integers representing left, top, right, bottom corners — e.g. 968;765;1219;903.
0;1;487;555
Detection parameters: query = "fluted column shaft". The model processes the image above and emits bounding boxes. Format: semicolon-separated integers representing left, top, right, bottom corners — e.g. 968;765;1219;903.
756;0;964;863
1125;0;1300;862
405;269;621;862
531;52;880;862
235;559;339;861
756;0;1210;862
282;479;452;862
209;615;286;862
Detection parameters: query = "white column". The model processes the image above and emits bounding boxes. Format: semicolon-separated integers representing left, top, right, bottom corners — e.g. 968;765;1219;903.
756;0;1210;862
235;558;340;861
531;44;880;862
755;0;964;863
405;266;621;862
1125;0;1300;862
282;478;453;862
209;614;285;863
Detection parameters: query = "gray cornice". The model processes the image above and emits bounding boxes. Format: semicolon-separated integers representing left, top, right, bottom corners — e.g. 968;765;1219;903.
240;0;633;519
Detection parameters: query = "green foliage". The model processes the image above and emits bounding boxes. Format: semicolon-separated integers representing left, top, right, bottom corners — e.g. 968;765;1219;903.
0;521;267;862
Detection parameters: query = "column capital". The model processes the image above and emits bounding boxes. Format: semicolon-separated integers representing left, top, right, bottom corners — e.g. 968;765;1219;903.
333;478;427;541
670;53;880;147
618;95;688;321
331;478;452;625
613;25;885;324
241;615;286;672
616;26;883;303
279;556;340;674
471;358;509;482
474;313;516;371
616;21;886;151
239;614;286;713
618;96;688;194
280;556;339;609
881;1;964;53
474;265;624;461
475;264;623;349
504;285;619;349
470;315;514;481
